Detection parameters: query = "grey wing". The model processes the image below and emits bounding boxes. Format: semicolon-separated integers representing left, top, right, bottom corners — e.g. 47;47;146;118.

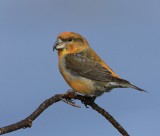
65;54;146;92
65;54;119;82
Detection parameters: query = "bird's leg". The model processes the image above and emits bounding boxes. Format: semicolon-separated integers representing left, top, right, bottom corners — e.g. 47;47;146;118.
81;96;97;108
63;90;97;108
67;89;77;95
65;89;77;99
61;89;81;108
61;98;81;108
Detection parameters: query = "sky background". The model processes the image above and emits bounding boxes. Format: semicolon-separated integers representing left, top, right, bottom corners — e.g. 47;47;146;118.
0;0;159;136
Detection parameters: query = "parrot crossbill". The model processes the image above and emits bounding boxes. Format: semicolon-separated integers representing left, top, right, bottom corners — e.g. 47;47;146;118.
53;32;146;97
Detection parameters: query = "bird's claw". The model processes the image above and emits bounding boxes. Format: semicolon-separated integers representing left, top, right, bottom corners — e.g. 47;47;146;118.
61;98;81;108
81;96;97;108
65;89;77;99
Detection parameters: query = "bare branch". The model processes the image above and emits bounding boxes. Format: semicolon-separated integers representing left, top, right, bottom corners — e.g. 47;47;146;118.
0;91;129;136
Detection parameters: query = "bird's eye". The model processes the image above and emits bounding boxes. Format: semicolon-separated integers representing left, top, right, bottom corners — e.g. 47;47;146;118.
68;38;72;42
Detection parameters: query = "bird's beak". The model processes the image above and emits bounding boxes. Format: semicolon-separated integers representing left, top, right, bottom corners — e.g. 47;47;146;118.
53;39;65;51
53;40;58;51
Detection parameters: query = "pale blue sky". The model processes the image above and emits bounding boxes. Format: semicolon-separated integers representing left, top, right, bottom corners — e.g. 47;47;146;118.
0;0;159;136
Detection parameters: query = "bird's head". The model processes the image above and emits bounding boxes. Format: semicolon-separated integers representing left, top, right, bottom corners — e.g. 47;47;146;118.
53;32;89;55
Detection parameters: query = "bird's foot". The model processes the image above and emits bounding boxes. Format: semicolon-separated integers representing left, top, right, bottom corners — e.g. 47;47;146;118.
61;98;81;108
81;96;97;108
61;90;80;108
64;89;77;99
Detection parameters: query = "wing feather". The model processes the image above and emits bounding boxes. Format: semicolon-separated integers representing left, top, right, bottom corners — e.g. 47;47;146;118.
65;54;119;82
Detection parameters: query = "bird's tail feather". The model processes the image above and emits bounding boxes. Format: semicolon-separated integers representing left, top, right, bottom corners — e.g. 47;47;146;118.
129;84;148;93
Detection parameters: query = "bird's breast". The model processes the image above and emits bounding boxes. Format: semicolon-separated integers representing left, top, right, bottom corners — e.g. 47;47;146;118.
58;56;96;96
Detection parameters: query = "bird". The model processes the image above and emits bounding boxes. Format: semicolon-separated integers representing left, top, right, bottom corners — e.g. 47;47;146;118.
53;32;146;97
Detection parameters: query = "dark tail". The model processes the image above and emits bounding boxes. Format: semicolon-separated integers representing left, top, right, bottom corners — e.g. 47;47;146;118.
114;78;148;93
129;84;148;93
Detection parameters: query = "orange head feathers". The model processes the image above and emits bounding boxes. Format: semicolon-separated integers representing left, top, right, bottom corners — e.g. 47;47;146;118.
53;32;89;57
